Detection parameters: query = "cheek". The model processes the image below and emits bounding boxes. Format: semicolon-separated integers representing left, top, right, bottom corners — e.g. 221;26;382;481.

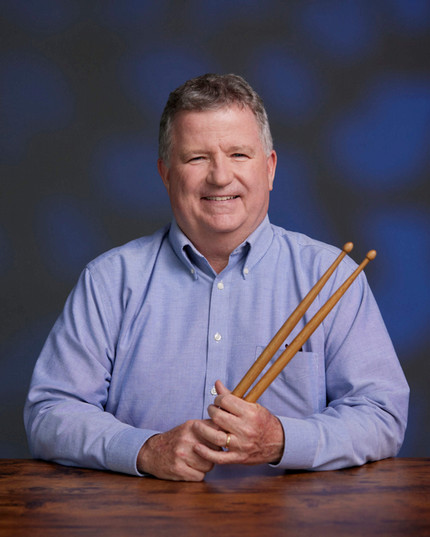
173;170;201;195
252;174;272;199
169;179;200;214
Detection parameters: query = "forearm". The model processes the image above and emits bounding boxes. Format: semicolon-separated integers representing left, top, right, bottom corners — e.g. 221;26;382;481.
24;398;155;476
275;391;409;470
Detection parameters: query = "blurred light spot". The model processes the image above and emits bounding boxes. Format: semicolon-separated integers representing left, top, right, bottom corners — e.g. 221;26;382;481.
269;149;334;242
91;135;169;215
0;52;74;162
2;0;80;34
120;47;214;116
385;0;430;33
360;207;430;356
34;195;108;281
326;75;430;190
298;0;377;61
251;49;323;123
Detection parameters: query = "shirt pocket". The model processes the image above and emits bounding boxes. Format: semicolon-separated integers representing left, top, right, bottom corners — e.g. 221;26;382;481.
254;346;323;418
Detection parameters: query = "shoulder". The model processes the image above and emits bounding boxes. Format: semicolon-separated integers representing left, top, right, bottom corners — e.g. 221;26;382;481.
270;223;358;275
85;224;170;281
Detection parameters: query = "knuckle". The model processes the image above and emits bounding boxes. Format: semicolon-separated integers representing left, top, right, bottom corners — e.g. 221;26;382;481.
173;444;186;458
243;423;256;438
216;431;224;444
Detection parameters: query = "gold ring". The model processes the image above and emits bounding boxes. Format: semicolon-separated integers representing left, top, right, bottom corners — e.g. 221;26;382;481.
225;434;231;449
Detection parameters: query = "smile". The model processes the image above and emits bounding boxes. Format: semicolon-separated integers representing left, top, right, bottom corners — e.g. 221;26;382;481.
203;196;239;201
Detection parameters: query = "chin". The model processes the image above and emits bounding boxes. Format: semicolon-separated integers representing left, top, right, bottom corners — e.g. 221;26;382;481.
204;220;244;236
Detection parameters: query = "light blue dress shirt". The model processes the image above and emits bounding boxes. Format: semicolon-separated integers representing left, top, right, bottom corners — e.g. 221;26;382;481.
24;216;409;477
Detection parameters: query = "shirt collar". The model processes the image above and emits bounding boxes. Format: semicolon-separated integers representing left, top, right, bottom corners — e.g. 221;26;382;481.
241;215;274;277
168;215;274;280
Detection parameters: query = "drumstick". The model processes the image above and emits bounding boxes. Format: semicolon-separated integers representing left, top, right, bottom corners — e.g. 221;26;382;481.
242;249;377;403
232;242;354;398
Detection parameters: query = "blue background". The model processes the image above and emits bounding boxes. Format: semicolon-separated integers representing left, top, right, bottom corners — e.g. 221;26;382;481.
1;0;429;459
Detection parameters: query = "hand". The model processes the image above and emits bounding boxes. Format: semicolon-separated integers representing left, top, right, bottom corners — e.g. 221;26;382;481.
137;420;220;481
193;380;285;466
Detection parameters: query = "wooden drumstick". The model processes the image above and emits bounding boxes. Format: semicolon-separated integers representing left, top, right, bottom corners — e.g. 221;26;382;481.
232;242;354;398
243;249;377;403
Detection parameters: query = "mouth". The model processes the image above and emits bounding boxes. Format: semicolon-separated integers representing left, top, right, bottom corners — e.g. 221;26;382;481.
202;195;239;201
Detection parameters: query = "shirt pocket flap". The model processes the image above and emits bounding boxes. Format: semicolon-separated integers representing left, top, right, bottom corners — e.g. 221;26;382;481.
253;345;323;418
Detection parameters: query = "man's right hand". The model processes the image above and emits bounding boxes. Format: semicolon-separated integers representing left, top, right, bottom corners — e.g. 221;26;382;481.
136;420;221;481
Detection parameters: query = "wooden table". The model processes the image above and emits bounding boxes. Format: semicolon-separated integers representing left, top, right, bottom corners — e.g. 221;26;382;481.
1;458;429;536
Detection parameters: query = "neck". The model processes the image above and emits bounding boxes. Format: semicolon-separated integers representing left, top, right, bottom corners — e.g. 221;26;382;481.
177;217;265;274
192;235;240;274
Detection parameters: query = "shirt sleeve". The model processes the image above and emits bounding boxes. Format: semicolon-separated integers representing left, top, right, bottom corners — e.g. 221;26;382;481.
272;270;409;471
24;267;158;476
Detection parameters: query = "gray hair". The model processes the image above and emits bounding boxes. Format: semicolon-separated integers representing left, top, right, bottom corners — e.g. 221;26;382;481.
158;73;273;165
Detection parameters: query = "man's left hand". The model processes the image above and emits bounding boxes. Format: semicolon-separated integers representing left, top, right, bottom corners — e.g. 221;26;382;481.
193;380;284;466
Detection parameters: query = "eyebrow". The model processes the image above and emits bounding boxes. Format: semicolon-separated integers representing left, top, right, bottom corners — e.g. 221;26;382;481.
180;149;208;157
227;145;255;155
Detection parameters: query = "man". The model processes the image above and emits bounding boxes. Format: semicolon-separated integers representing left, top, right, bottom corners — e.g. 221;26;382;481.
24;74;409;481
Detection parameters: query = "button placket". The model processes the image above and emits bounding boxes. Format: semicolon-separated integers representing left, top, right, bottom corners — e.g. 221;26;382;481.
205;274;231;407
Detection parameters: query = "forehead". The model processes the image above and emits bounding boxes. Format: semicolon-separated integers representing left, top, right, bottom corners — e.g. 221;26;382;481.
170;105;261;145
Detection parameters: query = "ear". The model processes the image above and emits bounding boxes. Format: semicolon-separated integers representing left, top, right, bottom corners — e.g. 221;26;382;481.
266;150;277;191
157;158;170;192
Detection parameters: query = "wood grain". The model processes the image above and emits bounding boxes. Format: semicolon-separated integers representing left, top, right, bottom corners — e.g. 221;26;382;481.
1;458;429;537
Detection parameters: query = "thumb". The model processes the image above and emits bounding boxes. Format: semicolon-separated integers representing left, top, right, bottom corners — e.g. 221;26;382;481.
214;379;231;396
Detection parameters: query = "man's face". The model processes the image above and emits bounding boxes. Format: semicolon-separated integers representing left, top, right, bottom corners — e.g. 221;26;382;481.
158;105;277;250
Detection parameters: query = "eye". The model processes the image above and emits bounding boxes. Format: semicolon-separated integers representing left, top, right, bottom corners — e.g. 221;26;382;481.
188;156;205;162
232;153;248;159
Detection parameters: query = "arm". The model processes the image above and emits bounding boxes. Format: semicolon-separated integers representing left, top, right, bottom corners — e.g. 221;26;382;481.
195;274;409;471
25;262;220;480
24;267;153;475
274;274;410;471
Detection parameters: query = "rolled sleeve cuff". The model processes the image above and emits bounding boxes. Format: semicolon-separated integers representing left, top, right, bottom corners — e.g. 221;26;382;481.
270;416;318;470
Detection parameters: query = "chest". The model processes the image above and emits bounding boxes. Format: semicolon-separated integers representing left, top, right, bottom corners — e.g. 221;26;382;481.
106;256;328;428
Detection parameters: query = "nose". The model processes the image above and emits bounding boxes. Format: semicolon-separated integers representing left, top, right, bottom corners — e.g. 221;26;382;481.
206;156;232;187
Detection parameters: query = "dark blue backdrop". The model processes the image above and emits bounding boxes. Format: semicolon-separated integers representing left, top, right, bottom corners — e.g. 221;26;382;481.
1;0;429;459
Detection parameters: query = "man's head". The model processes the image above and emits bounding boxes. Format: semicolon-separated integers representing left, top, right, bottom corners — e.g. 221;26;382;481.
159;73;273;166
157;74;277;269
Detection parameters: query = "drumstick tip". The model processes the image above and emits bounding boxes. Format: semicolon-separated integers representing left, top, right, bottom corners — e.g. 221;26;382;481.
366;250;377;260
343;242;354;253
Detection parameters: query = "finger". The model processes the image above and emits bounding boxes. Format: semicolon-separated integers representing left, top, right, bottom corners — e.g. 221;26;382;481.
177;423;219;472
213;379;234;409
168;444;215;479
214;390;252;417
186;453;215;474
214;379;230;395
207;402;241;432
192;419;228;449
193;441;242;466
139;421;216;481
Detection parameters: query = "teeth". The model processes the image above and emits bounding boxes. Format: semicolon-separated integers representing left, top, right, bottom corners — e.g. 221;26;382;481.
205;196;237;201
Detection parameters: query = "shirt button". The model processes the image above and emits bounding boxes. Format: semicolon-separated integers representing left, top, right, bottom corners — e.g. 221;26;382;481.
244;267;249;275
210;386;217;396
217;282;224;290
214;332;222;341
